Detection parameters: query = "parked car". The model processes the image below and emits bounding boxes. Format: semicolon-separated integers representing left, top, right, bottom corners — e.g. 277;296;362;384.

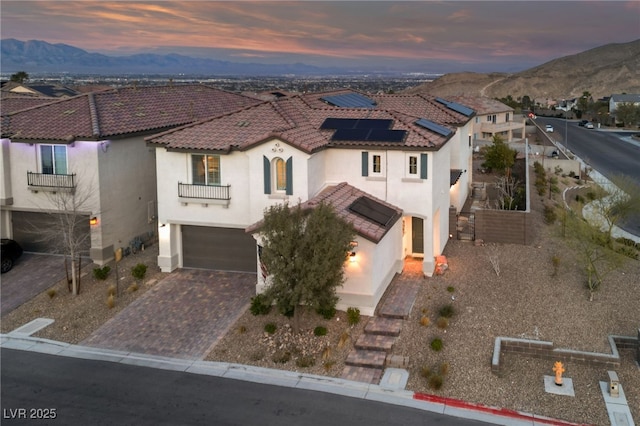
1;239;23;273
578;120;589;127
545;124;554;133
585;122;594;129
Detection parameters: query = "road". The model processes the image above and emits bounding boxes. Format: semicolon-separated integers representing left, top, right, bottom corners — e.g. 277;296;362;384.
536;117;640;236
1;349;490;426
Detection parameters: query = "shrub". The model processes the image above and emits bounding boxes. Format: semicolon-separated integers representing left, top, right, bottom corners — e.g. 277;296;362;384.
106;294;115;309
429;374;444;390
295;355;316;368
131;263;147;281
249;350;265;361
616;246;639;260
436;317;449;329
543;205;557;224
316;305;337;320
322;346;332;360
314;326;328;336
439;362;450;376
430;338;443;352
586;191;596;201
420;365;431;378
323;360;336;371
551;255;561;277
446;286;455;293
575;194;585;204
550;184;560;194
438;304;455;318
420;316;430;327
47;288;57;299
238;325;247;334
93;266;111;280
338;331;350;348
347;307;361;326
250;294;272;316
271;350;291;364
127;283;138;293
264;323;277;334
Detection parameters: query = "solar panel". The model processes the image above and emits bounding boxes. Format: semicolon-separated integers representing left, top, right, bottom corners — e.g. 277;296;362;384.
366;129;406;142
349;196;397;227
321;93;377;108
435;97;474;117
320;118;392;130
331;128;407;142
415;118;452;137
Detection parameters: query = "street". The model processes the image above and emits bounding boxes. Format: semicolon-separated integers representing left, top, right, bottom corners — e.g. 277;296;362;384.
1;349;490;426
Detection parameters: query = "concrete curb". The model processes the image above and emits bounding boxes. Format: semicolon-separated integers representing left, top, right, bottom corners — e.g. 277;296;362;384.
1;333;590;426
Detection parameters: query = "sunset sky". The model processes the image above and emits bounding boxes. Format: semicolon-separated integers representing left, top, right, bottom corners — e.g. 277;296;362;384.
2;1;639;73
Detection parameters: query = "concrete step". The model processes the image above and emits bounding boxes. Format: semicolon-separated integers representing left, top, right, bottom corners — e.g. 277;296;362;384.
355;334;395;352
345;349;386;369
341;365;383;384
364;317;403;336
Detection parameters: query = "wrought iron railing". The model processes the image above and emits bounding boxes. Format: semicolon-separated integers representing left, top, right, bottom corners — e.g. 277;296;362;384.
178;183;230;200
27;172;76;189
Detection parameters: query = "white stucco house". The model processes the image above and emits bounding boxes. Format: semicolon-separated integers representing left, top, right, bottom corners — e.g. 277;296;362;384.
146;90;475;315
609;94;640;114
0;84;261;264
446;95;525;144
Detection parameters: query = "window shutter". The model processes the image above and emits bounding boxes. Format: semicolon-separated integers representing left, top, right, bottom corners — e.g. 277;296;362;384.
286;157;293;195
361;152;368;176
263;156;271;194
420;153;428;179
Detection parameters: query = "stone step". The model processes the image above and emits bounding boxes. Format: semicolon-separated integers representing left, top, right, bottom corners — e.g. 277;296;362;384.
364;317;403;336
345;349;386;369
355;334;395;352
341;365;383;384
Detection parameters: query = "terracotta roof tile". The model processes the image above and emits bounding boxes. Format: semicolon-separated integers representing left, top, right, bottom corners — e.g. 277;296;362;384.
1;84;262;142
246;182;403;244
146;91;467;152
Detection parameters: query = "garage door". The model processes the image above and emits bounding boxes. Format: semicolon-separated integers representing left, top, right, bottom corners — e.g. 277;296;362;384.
182;226;257;272
11;211;90;254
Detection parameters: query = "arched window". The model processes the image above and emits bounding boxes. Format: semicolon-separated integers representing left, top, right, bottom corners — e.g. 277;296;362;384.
274;158;286;191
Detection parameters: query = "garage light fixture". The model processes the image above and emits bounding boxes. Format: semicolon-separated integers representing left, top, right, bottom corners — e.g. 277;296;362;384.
89;217;98;226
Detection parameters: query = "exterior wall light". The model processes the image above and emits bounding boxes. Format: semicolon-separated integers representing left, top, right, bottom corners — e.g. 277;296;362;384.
349;241;358;262
89;217;98;226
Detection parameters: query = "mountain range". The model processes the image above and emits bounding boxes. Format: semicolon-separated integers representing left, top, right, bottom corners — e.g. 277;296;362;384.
0;39;348;76
405;39;640;100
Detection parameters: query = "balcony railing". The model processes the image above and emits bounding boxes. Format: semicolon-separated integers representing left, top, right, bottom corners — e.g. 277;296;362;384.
27;172;76;190
178;183;230;200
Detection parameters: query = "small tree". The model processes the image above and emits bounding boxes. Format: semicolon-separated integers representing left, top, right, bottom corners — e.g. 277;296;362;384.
614;102;640;128
10;71;29;83
480;135;517;176
259;201;356;333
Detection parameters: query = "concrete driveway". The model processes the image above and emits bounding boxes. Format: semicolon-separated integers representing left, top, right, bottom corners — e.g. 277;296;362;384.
81;269;256;360
1;253;69;315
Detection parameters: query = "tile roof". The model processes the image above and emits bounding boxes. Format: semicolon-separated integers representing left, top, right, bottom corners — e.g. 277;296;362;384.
147;90;470;153
1;84;262;142
246;182;403;243
0;93;59;114
445;95;513;115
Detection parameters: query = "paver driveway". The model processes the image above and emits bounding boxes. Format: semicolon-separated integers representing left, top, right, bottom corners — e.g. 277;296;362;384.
1;253;69;315
82;269;256;360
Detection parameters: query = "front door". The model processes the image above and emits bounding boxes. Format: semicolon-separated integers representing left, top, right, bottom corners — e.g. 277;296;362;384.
412;217;424;254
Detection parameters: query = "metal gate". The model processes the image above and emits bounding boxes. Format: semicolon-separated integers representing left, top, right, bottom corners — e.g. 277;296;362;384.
456;212;475;241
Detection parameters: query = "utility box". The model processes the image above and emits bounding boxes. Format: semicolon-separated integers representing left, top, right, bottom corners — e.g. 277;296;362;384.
608;371;619;397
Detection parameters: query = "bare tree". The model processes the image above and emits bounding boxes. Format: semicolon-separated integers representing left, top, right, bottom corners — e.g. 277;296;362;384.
32;185;95;296
493;175;522;210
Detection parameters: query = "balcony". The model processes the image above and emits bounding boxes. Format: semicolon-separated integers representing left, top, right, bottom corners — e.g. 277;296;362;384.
178;183;230;207
27;172;76;192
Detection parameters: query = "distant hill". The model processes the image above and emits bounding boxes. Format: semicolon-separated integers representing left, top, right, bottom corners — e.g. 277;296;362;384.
0;39;343;76
404;39;640;100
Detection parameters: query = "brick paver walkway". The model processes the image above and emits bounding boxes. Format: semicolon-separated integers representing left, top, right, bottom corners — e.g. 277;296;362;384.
82;269;255;360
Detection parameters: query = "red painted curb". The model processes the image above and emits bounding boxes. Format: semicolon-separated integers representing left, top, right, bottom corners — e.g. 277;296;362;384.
413;392;592;426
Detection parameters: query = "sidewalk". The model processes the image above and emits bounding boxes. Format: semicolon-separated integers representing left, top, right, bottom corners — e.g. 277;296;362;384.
1;332;589;426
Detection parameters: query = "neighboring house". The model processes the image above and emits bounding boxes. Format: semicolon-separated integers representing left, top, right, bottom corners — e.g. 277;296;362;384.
146;90;475;315
1;92;60;114
556;98;577;112
0;84;262;264
446;96;525;144
609;94;640;114
1;81;80;98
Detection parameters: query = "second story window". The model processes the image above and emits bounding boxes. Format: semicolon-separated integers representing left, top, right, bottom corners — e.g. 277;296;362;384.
40;145;67;174
372;155;382;174
408;155;418;175
274;158;286;191
192;154;221;185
